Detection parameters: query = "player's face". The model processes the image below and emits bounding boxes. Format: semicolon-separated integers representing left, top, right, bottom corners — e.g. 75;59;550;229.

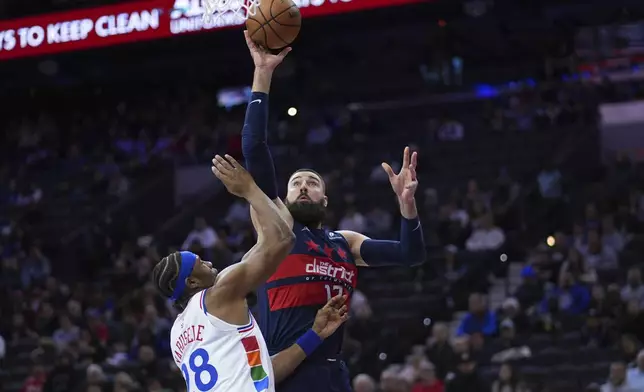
188;256;218;289
285;171;328;227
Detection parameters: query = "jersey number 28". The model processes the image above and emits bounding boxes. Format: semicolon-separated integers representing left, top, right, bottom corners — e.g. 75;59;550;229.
181;348;218;391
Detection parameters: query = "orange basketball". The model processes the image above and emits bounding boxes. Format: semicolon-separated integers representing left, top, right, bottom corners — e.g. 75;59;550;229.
246;0;301;50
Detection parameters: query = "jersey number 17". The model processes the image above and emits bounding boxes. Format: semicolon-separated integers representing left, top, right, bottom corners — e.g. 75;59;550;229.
324;284;343;300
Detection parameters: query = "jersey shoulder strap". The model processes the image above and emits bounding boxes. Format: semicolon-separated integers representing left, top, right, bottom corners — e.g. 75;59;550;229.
327;230;350;247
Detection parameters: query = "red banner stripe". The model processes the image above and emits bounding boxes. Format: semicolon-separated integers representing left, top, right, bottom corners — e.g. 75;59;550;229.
0;0;425;60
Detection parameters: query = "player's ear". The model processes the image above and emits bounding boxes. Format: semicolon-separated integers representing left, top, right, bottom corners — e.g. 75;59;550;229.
323;196;328;208
186;277;200;289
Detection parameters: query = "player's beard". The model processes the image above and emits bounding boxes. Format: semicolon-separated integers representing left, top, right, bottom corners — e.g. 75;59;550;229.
285;198;327;228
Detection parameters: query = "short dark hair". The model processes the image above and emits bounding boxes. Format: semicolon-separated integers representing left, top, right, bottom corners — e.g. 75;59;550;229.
290;168;326;191
152;252;191;310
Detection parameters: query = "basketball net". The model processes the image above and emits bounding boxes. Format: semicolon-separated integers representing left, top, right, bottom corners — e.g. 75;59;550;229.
202;0;259;25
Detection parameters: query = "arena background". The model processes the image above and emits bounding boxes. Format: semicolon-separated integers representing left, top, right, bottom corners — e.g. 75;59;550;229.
2;0;644;391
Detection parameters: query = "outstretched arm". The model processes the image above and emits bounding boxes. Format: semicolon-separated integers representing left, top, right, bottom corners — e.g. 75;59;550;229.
271;295;348;383
339;147;426;267
209;155;295;300
241;31;290;202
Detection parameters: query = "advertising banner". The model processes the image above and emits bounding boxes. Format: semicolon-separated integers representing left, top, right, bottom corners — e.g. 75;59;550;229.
0;0;424;60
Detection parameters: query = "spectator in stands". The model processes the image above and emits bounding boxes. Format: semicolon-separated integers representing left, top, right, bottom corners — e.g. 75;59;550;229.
620;300;644;344
436;117;464;141
351;289;372;320
621;268;644;308
498;297;529;333
42;352;78;392
22;365;47;392
306;120;332;146
601;361;635;392
539;272;590;315
1;255;22;290
627;350;644;390
514;266;544;310
412;361;444;392
365;207;393;237
602;215;628;252
558;247;597;285
468;332;488;363
225;199;250;225
581;229;619;271
426;322;455;380
132;345;166;386
444;352;487;392
15;182;43;206
537;163;563;200
113;372;141;391
465;213;505;252
339;206;367;232
489;320;530;363
52;314;79;351
618;334;640;363
181;217;219;251
107;172;130;198
437;200;469;249
584;285;616;346
537;162;564;233
400;351;430;384
381;367;410;392
464;180;487;215
76;364;106;391
353;374;377;392
457;293;497;337
20;246;51;288
34;302;57;336
210;228;235;270
490;168;520;231
491;363;528;392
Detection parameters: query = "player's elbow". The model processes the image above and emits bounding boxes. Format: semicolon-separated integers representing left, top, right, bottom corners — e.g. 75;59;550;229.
262;230;295;260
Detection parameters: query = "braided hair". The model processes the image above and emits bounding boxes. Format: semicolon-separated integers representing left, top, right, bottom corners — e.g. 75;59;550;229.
152;252;193;311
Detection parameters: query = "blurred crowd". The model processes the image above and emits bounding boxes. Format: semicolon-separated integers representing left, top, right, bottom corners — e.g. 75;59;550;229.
2;23;644;391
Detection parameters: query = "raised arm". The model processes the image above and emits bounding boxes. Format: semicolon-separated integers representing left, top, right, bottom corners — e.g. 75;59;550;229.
208;155;295;300
241;31;290;202
338;147;426;267
241;31;294;226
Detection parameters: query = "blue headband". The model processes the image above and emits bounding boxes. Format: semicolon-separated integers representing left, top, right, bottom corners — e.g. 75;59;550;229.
170;251;197;301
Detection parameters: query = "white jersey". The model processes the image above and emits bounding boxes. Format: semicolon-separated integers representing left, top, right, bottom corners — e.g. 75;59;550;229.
170;289;275;392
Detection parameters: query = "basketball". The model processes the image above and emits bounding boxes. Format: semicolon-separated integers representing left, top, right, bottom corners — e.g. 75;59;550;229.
246;0;301;51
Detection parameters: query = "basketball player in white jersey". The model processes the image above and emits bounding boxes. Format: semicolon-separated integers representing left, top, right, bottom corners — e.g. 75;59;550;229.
153;154;348;392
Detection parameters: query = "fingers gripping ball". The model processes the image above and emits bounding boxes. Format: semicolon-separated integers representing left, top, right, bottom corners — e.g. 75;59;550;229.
246;0;301;50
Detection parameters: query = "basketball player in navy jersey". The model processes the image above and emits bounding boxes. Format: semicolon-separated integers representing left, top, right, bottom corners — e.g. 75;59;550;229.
241;31;426;392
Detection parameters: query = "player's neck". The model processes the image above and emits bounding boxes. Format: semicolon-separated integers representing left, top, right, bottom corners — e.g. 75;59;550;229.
301;222;323;230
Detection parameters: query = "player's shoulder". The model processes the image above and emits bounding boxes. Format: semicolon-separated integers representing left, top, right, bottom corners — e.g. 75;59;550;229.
334;230;369;245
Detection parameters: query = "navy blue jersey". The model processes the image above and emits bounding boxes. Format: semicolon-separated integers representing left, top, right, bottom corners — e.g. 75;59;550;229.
256;222;357;360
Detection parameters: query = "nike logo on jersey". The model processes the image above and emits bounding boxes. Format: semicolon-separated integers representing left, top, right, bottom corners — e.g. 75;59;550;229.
250;99;262;105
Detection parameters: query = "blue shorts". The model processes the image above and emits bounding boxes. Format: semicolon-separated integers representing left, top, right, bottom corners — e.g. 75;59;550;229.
276;359;351;392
